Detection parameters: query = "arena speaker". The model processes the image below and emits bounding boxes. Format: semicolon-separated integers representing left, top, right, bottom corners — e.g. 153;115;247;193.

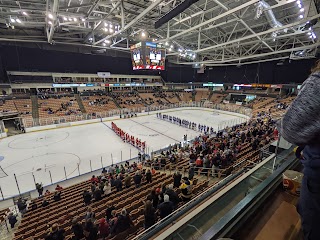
155;0;200;29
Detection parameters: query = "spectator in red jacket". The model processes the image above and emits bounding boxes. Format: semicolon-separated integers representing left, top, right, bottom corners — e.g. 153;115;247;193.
98;218;110;239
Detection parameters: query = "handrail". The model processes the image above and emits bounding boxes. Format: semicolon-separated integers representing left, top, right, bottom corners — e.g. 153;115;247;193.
198;153;298;240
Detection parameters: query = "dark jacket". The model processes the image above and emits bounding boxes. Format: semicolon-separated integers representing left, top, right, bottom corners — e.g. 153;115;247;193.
83;191;92;204
146;172;152;183
158;201;174;219
144;207;156;229
133;174;142;185
114;214;133;234
72;223;84;240
173;173;182;188
165;189;180;206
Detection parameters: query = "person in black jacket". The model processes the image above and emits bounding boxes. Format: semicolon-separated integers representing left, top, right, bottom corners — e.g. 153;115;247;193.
146;189;159;208
158;194;174;219
83;219;98;240
145;169;152;183
53;191;61;201
8;212;17;228
114;175;123;192
17;197;27;215
45;223;65;240
83;189;92;205
71;218;84;240
133;171;142;188
173;171;182;188
144;200;156;229
93;188;102;201
113;208;134;234
165;184;180;208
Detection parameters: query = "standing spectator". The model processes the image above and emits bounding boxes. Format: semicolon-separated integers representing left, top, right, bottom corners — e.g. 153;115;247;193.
71;218;84;240
165;184;180;208
84;207;96;222
145;169;152;183
124;174;132;188
147;189;159;209
188;165;195;180
103;180;112;196
36;183;44;197
98;218;110;239
114;175;123;192
158;195;174;219
17;197;27;215
144;200;156;229
105;204;115;221
113;208;134;234
173;171;182;188
133;171;142;188
83;219;98;240
277;61;320;240
8;212;17;229
179;177;192;202
83;189;92;205
93;188;102;201
45;223;65;240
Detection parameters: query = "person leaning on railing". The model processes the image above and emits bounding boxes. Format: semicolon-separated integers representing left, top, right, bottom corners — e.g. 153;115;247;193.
278;60;320;240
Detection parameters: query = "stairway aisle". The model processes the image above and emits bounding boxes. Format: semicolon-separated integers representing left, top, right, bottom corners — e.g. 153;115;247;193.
75;94;87;113
30;95;40;125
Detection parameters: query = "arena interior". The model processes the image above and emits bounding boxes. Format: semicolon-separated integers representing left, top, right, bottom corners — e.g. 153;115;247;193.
0;0;318;239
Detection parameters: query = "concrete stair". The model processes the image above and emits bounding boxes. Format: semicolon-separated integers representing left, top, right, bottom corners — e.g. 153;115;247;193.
30;95;39;125
74;94;86;113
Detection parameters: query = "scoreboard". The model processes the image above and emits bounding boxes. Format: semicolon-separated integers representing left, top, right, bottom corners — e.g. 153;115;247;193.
130;42;166;70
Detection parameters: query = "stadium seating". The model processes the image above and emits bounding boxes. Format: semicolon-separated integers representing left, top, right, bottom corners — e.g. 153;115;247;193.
14;99;33;118
82;96;118;114
0;100;18;113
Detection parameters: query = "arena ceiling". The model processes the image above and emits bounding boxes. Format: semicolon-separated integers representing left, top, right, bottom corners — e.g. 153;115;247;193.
0;0;319;66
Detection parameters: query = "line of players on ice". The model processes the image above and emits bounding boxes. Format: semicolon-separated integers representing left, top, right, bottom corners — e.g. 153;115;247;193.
111;122;146;151
157;113;216;135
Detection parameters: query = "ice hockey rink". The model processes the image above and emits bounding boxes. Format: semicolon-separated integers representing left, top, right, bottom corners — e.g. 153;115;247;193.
0;108;249;199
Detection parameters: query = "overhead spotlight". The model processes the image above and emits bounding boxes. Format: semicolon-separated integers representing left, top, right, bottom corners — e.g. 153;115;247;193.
10;18;16;23
63;16;67;21
165;42;168;46
103;43;106;46
299;15;304;19
300;8;304;12
109;28;113;33
22;12;27;16
16;18;21;23
73;18;77;22
141;31;146;37
168;48;172;52
48;13;54;19
48;21;53;25
89;37;93;41
308;32;312;35
110;24;113;28
104;22;108;27
104;28;108;32
105;40;111;44
170;45;173;48
68;17;72;21
81;18;85;22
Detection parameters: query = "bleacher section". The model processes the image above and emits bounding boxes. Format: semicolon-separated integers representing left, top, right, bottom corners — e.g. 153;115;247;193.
82;96;118;114
38;96;82;118
14;99;33;118
179;92;193;102
0;99;18;113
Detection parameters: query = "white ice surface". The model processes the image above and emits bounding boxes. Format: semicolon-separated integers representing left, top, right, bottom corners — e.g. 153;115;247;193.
0;108;247;199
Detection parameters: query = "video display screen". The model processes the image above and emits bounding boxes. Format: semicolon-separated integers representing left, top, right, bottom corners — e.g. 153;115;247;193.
130;42;166;70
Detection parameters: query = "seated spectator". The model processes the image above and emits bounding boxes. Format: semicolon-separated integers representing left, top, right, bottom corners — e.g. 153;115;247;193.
42;199;50;207
114;175;123;192
30;201;38;210
103;180;112;196
45;223;65;240
113;208;134;234
8;212;17;228
84;219;98;240
105;204;115;221
53;191;61;201
124;174;132;188
179;177;192;202
93;188;102;201
85;207;96;221
133;171;142;188
55;184;63;191
91;182;97;193
144;200;156;229
45;190;51;196
90;175;99;183
158;194;174;219
165;184;180;208
173;171;182;188
71;218;84;240
83;189;92;205
146;169;152;183
98;218;110;239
